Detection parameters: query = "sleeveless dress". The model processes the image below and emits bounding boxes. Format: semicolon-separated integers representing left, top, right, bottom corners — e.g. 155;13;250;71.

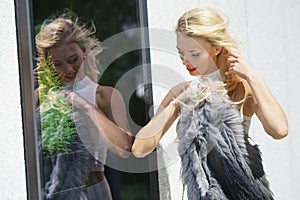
41;76;112;200
177;70;273;200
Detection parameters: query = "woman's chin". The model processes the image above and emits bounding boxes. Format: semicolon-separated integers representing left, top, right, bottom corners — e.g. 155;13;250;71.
63;79;75;85
189;70;200;76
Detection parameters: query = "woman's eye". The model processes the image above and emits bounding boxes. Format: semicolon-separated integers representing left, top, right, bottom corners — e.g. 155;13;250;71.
69;56;78;64
53;63;62;68
191;53;201;57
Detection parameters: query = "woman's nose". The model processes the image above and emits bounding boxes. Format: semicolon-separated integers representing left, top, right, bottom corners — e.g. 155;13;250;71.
181;55;189;65
64;64;77;73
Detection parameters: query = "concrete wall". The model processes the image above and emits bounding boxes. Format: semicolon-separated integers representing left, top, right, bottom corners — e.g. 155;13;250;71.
0;0;27;199
147;0;300;199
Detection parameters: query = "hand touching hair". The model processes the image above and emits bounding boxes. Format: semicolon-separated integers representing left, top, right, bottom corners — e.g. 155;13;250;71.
176;7;246;97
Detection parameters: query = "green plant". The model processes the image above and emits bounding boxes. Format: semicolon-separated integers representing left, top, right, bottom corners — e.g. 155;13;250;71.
38;55;76;155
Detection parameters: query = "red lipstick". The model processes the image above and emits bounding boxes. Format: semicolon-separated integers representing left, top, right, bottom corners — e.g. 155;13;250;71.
186;65;197;73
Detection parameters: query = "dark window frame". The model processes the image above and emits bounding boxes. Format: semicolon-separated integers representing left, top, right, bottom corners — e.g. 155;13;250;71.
14;0;159;199
138;2;160;200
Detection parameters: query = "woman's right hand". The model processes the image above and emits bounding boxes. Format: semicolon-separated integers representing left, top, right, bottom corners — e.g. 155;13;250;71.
65;92;93;113
175;83;207;103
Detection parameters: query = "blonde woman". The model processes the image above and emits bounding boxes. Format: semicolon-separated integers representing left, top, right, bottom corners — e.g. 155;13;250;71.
132;7;288;199
35;12;133;199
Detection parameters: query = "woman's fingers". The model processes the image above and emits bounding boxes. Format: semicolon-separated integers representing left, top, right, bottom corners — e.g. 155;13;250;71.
225;51;240;58
65;92;92;112
176;84;207;103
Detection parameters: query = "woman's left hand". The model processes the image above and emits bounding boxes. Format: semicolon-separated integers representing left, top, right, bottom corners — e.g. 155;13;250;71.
226;51;255;80
226;52;288;139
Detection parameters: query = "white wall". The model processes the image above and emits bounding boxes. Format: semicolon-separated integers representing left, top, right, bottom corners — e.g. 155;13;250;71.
147;0;300;199
1;0;299;199
0;0;27;199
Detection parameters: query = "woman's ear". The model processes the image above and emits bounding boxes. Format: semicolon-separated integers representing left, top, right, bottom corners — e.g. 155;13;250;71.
215;46;222;55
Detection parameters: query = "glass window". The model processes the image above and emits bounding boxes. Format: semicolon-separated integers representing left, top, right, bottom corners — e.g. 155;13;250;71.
16;0;159;199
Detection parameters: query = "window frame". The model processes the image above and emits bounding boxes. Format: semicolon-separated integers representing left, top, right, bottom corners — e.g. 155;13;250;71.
137;2;160;200
15;0;42;199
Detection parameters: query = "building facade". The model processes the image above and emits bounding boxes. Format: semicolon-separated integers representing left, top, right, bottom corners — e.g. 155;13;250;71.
1;0;299;199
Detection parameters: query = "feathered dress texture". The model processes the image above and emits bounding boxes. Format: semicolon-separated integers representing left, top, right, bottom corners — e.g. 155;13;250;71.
177;76;273;200
38;76;109;200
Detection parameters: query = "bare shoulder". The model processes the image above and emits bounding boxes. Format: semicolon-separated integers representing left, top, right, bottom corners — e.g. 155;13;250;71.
96;85;113;108
96;85;123;108
96;85;114;97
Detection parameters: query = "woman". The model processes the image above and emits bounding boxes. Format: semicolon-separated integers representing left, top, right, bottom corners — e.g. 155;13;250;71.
35;12;133;199
132;7;288;199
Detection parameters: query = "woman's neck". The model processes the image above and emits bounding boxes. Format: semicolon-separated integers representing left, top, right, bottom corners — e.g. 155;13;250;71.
198;70;221;82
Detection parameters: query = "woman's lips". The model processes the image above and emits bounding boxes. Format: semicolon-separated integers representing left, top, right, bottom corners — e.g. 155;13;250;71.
186;65;197;73
64;73;77;82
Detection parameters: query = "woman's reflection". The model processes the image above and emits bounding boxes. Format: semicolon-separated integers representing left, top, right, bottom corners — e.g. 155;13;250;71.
34;11;133;199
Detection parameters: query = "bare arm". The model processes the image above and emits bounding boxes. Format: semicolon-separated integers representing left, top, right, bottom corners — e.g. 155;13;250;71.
131;82;188;157
68;86;134;158
227;52;288;139
95;86;134;157
246;71;288;139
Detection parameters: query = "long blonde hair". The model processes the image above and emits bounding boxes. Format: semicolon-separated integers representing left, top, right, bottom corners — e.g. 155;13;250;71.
176;7;243;93
35;11;101;82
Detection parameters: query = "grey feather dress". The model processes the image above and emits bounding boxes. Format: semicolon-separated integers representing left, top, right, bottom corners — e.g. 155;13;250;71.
177;70;273;200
